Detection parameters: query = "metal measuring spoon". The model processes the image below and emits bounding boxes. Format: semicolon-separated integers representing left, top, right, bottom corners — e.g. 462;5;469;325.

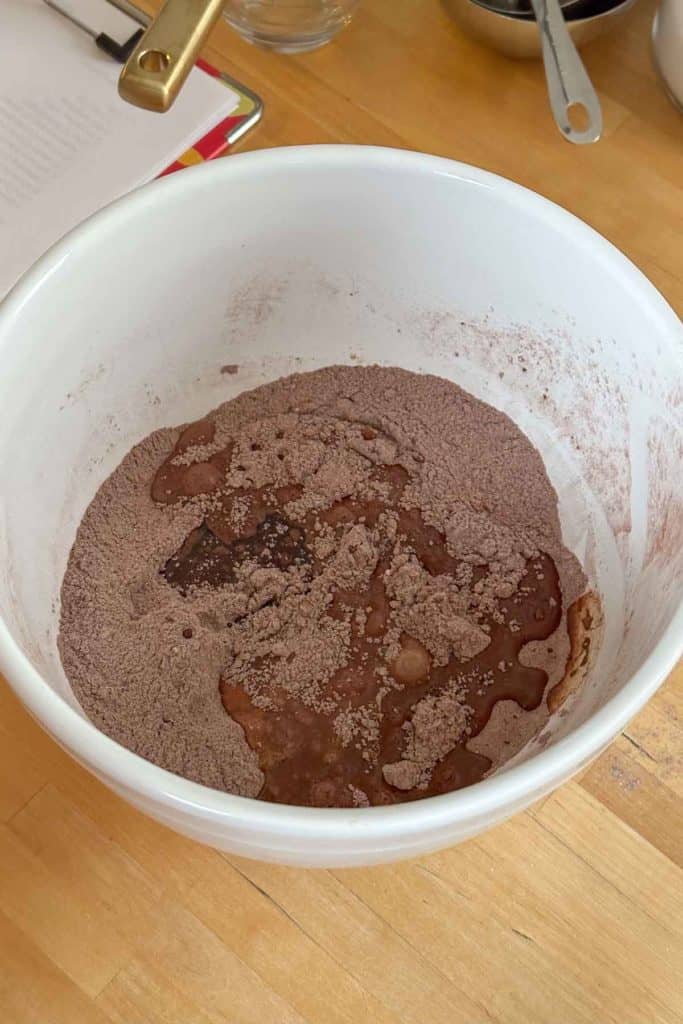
532;0;602;141
481;0;602;142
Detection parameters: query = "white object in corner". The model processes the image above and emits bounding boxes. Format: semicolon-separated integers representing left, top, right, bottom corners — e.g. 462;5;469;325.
653;0;683;108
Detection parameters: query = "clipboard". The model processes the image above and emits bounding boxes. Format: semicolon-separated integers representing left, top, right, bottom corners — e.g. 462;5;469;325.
0;0;263;297
100;0;263;175
51;0;264;174
159;58;263;176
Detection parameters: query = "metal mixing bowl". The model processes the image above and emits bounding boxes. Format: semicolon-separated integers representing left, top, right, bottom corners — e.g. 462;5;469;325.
444;0;639;58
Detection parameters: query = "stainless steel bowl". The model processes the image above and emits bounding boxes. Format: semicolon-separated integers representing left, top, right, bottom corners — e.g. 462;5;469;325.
444;0;639;58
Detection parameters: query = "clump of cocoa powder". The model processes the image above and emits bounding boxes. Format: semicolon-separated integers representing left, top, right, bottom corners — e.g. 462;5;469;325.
383;682;473;791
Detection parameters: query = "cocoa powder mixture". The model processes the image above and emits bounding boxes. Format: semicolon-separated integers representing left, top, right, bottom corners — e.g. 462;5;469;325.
58;366;586;807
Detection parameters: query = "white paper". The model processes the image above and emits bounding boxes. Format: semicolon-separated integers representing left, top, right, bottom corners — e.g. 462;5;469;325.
0;0;240;296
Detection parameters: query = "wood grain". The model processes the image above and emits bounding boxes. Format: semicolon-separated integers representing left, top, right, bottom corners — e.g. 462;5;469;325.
2;0;681;1019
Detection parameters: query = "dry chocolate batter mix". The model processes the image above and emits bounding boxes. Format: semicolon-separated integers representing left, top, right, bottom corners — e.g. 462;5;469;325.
59;366;586;807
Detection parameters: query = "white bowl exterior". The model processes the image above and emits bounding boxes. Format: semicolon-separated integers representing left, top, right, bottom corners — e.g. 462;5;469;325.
0;147;681;866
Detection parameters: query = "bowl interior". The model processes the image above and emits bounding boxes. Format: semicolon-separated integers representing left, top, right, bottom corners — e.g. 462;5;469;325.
0;147;681;799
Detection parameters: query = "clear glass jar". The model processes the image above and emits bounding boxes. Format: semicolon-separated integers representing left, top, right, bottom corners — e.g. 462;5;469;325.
222;0;360;52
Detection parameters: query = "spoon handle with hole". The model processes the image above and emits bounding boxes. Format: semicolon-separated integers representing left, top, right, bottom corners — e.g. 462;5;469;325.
530;0;602;144
118;0;225;112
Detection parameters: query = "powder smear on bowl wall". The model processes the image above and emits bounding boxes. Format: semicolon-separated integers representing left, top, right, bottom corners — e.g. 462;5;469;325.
58;366;588;808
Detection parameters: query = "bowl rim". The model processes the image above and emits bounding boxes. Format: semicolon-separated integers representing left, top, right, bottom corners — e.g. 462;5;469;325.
464;0;638;26
0;144;681;841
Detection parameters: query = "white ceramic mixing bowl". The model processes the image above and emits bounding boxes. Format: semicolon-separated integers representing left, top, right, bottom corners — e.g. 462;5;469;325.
0;147;681;867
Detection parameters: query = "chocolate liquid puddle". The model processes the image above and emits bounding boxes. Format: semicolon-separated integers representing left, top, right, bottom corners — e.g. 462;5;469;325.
157;451;562;807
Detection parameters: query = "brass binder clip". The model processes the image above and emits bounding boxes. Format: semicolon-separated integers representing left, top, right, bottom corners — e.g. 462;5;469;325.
118;0;227;112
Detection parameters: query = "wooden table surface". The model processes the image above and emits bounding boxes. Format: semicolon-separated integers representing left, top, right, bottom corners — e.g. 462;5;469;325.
2;1;682;1020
